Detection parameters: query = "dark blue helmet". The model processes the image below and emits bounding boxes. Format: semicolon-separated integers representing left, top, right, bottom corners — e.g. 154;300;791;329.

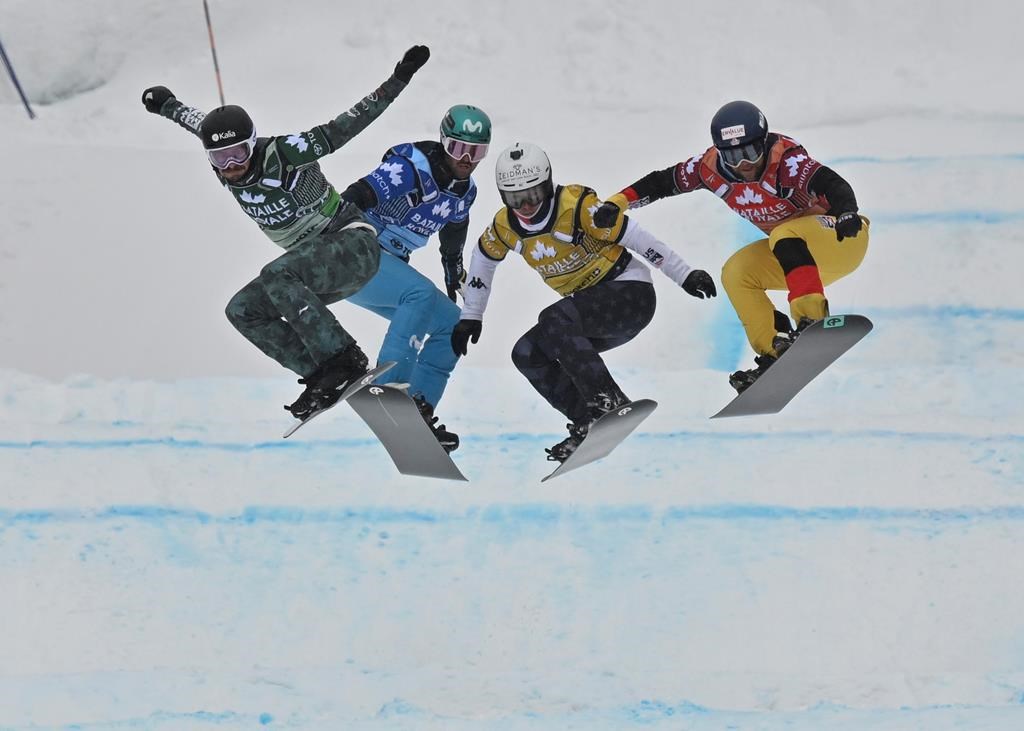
710;101;768;169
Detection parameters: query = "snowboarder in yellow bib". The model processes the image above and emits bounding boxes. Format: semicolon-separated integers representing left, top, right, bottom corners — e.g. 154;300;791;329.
452;143;716;462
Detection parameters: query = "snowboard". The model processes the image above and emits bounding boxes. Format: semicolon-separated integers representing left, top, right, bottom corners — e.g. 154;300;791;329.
542;399;658;482
282;361;396;438
711;314;873;419
347;384;467;481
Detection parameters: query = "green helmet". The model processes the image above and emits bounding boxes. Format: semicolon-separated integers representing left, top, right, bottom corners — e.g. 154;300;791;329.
440;104;492;144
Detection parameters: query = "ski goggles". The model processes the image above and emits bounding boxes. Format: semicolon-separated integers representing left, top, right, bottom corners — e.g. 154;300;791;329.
718;138;765;168
441;134;489;163
500;182;548;210
207;139;255;170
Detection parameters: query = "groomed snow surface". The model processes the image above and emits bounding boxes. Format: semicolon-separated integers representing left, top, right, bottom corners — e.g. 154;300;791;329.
2;1;1022;728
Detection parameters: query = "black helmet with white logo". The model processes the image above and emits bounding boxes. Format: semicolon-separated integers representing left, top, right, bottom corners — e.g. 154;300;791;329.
200;104;255;151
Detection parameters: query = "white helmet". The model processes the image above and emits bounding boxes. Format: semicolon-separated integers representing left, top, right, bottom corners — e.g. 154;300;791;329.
494;142;553;208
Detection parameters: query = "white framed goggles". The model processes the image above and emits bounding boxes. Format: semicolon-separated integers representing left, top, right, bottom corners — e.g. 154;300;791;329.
208;137;255;170
500;183;548;210
441;133;489;163
718;139;765;168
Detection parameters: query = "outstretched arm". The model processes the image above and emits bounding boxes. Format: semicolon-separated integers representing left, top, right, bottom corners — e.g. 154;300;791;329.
593;165;683;228
319;46;430;154
619;219;717;299
141;86;206;139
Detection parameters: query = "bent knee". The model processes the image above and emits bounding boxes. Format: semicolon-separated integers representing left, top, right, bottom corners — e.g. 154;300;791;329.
224;291;249;325
511;333;543;371
720;256;748;291
397;279;441;306
259;259;294;282
536;301;577;333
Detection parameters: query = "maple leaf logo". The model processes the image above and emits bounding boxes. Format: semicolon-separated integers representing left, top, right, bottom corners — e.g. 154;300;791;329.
735;186;763;205
685;155;700;174
285;134;309;153
239;191;266;204
785;154;807;177
531;242;556;260
379;162;404;186
432;200;452;218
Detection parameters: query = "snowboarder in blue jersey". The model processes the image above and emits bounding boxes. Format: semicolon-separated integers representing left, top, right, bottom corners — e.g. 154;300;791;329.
339;105;492;452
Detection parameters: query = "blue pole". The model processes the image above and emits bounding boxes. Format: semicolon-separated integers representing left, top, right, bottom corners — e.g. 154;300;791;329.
0;36;35;120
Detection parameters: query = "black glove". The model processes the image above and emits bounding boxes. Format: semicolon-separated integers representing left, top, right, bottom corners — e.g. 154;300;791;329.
141;86;174;114
593;201;622;229
393;45;430;83
835;211;863;242
441;257;465;302
451;319;482;356
682;269;717;299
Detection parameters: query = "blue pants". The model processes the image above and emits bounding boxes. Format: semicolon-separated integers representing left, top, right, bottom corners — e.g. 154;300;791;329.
347;251;460;408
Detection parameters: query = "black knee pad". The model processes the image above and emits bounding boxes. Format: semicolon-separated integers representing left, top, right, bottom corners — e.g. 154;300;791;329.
772;237;816;274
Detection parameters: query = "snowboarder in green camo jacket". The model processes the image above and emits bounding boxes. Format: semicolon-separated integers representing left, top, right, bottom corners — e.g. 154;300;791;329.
140;45;430;420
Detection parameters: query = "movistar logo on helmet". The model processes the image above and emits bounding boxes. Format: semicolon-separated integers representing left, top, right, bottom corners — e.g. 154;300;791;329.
442;104;491;143
720;125;746;144
211;130;238;142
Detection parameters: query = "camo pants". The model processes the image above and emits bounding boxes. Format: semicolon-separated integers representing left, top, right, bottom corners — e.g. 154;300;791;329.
224;223;381;378
511;279;656;424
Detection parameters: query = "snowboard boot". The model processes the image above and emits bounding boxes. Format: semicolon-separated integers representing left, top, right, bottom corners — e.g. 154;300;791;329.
728;353;778;394
728;316;821;394
771;331;797;359
546;421;590;463
795;316;817;332
412;394;460;453
770;316;817;360
586;385;630;420
285;344;370;420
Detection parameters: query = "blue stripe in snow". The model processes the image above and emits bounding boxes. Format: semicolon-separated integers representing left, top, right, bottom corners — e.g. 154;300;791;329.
863;304;1024;321
826;152;1024;166
1;429;1020;453
58;710;273;729
870;210;1024;225
2;503;1024;527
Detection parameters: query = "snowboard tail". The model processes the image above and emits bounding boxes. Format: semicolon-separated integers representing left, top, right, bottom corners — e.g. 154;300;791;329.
348;384;467;481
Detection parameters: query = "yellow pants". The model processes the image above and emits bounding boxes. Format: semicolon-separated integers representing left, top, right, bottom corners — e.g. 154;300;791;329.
721;214;869;356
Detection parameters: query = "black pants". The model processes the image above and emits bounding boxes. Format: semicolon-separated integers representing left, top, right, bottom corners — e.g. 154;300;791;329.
511;279;656;423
